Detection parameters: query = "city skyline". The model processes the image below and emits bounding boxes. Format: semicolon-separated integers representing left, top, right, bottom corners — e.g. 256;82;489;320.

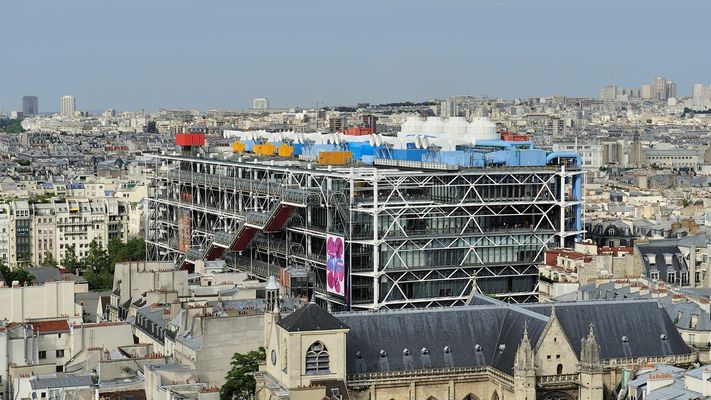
2;0;711;112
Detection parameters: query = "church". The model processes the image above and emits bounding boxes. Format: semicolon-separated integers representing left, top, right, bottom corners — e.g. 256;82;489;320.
256;286;695;400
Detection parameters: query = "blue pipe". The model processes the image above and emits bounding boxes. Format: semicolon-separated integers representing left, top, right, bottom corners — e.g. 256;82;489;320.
573;174;582;241
474;140;514;149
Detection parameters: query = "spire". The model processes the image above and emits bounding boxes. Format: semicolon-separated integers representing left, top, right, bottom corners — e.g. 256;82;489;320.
514;319;535;376
580;322;601;372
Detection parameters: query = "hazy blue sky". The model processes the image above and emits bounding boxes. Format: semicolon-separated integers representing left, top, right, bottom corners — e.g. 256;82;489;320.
2;0;710;112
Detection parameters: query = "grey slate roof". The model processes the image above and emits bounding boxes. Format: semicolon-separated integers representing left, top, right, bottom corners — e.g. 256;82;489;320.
30;375;94;390
578;282;711;333
521;301;689;359
634;235;705;280
339;306;516;374
27;267;61;284
278;303;349;333
323;295;691;376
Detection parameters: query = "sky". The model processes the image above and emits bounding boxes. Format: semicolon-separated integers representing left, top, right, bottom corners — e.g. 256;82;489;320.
1;0;710;113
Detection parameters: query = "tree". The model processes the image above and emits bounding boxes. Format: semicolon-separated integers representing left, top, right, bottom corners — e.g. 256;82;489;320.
126;237;146;261
83;240;114;290
108;238;128;264
220;347;266;400
0;259;34;286
0;118;25;133
85;240;111;273
108;237;145;264
61;244;84;273
40;251;58;268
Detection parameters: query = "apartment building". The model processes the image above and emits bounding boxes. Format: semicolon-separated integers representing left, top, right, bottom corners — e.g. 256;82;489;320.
1;198;131;268
0;205;9;262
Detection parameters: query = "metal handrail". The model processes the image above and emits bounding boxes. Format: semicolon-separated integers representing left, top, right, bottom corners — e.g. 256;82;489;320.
162;170;321;205
245;211;269;228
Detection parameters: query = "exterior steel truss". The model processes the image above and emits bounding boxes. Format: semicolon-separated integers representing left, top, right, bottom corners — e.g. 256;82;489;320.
146;153;582;311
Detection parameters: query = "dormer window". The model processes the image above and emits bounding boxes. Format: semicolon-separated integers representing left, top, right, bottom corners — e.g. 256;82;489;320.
305;341;330;375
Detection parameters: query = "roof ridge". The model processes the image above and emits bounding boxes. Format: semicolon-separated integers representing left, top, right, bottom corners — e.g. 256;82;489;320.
334;303;507;318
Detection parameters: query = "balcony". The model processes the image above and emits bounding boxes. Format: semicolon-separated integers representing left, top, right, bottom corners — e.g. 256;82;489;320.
536;374;579;388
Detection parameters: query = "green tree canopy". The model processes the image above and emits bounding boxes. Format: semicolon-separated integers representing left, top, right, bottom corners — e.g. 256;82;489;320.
221;347;266;400
61;244;84;273
0;259;34;286
0;118;25;133
40;251;58;268
59;238;146;291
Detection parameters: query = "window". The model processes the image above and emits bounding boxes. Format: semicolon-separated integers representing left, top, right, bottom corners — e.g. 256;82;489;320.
56;349;64;358
556;363;563;375
305;341;330;375
667;272;676;284
39;351;46;359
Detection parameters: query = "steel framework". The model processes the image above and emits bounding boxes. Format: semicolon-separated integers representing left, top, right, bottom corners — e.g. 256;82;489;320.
146;153;583;310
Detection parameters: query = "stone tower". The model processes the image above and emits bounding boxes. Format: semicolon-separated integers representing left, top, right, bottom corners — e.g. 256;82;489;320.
578;323;603;400
264;275;280;348
629;130;643;167
514;322;537;400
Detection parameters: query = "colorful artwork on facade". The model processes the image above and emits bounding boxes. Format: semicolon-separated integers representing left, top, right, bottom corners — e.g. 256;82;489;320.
177;204;191;253
326;234;345;297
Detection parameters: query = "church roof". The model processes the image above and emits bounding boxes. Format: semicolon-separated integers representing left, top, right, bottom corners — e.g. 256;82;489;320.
521;301;688;360
326;296;691;376
278;303;349;333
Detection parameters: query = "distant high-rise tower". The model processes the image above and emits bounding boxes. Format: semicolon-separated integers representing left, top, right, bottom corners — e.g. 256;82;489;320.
649;77;676;100
60;96;76;118
599;85;618;101
252;98;269;110
629;130;643;167
22;96;38;116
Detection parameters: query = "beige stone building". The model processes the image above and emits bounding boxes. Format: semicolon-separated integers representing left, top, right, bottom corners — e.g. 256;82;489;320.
257;291;695;400
108;261;189;321
0;280;81;322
